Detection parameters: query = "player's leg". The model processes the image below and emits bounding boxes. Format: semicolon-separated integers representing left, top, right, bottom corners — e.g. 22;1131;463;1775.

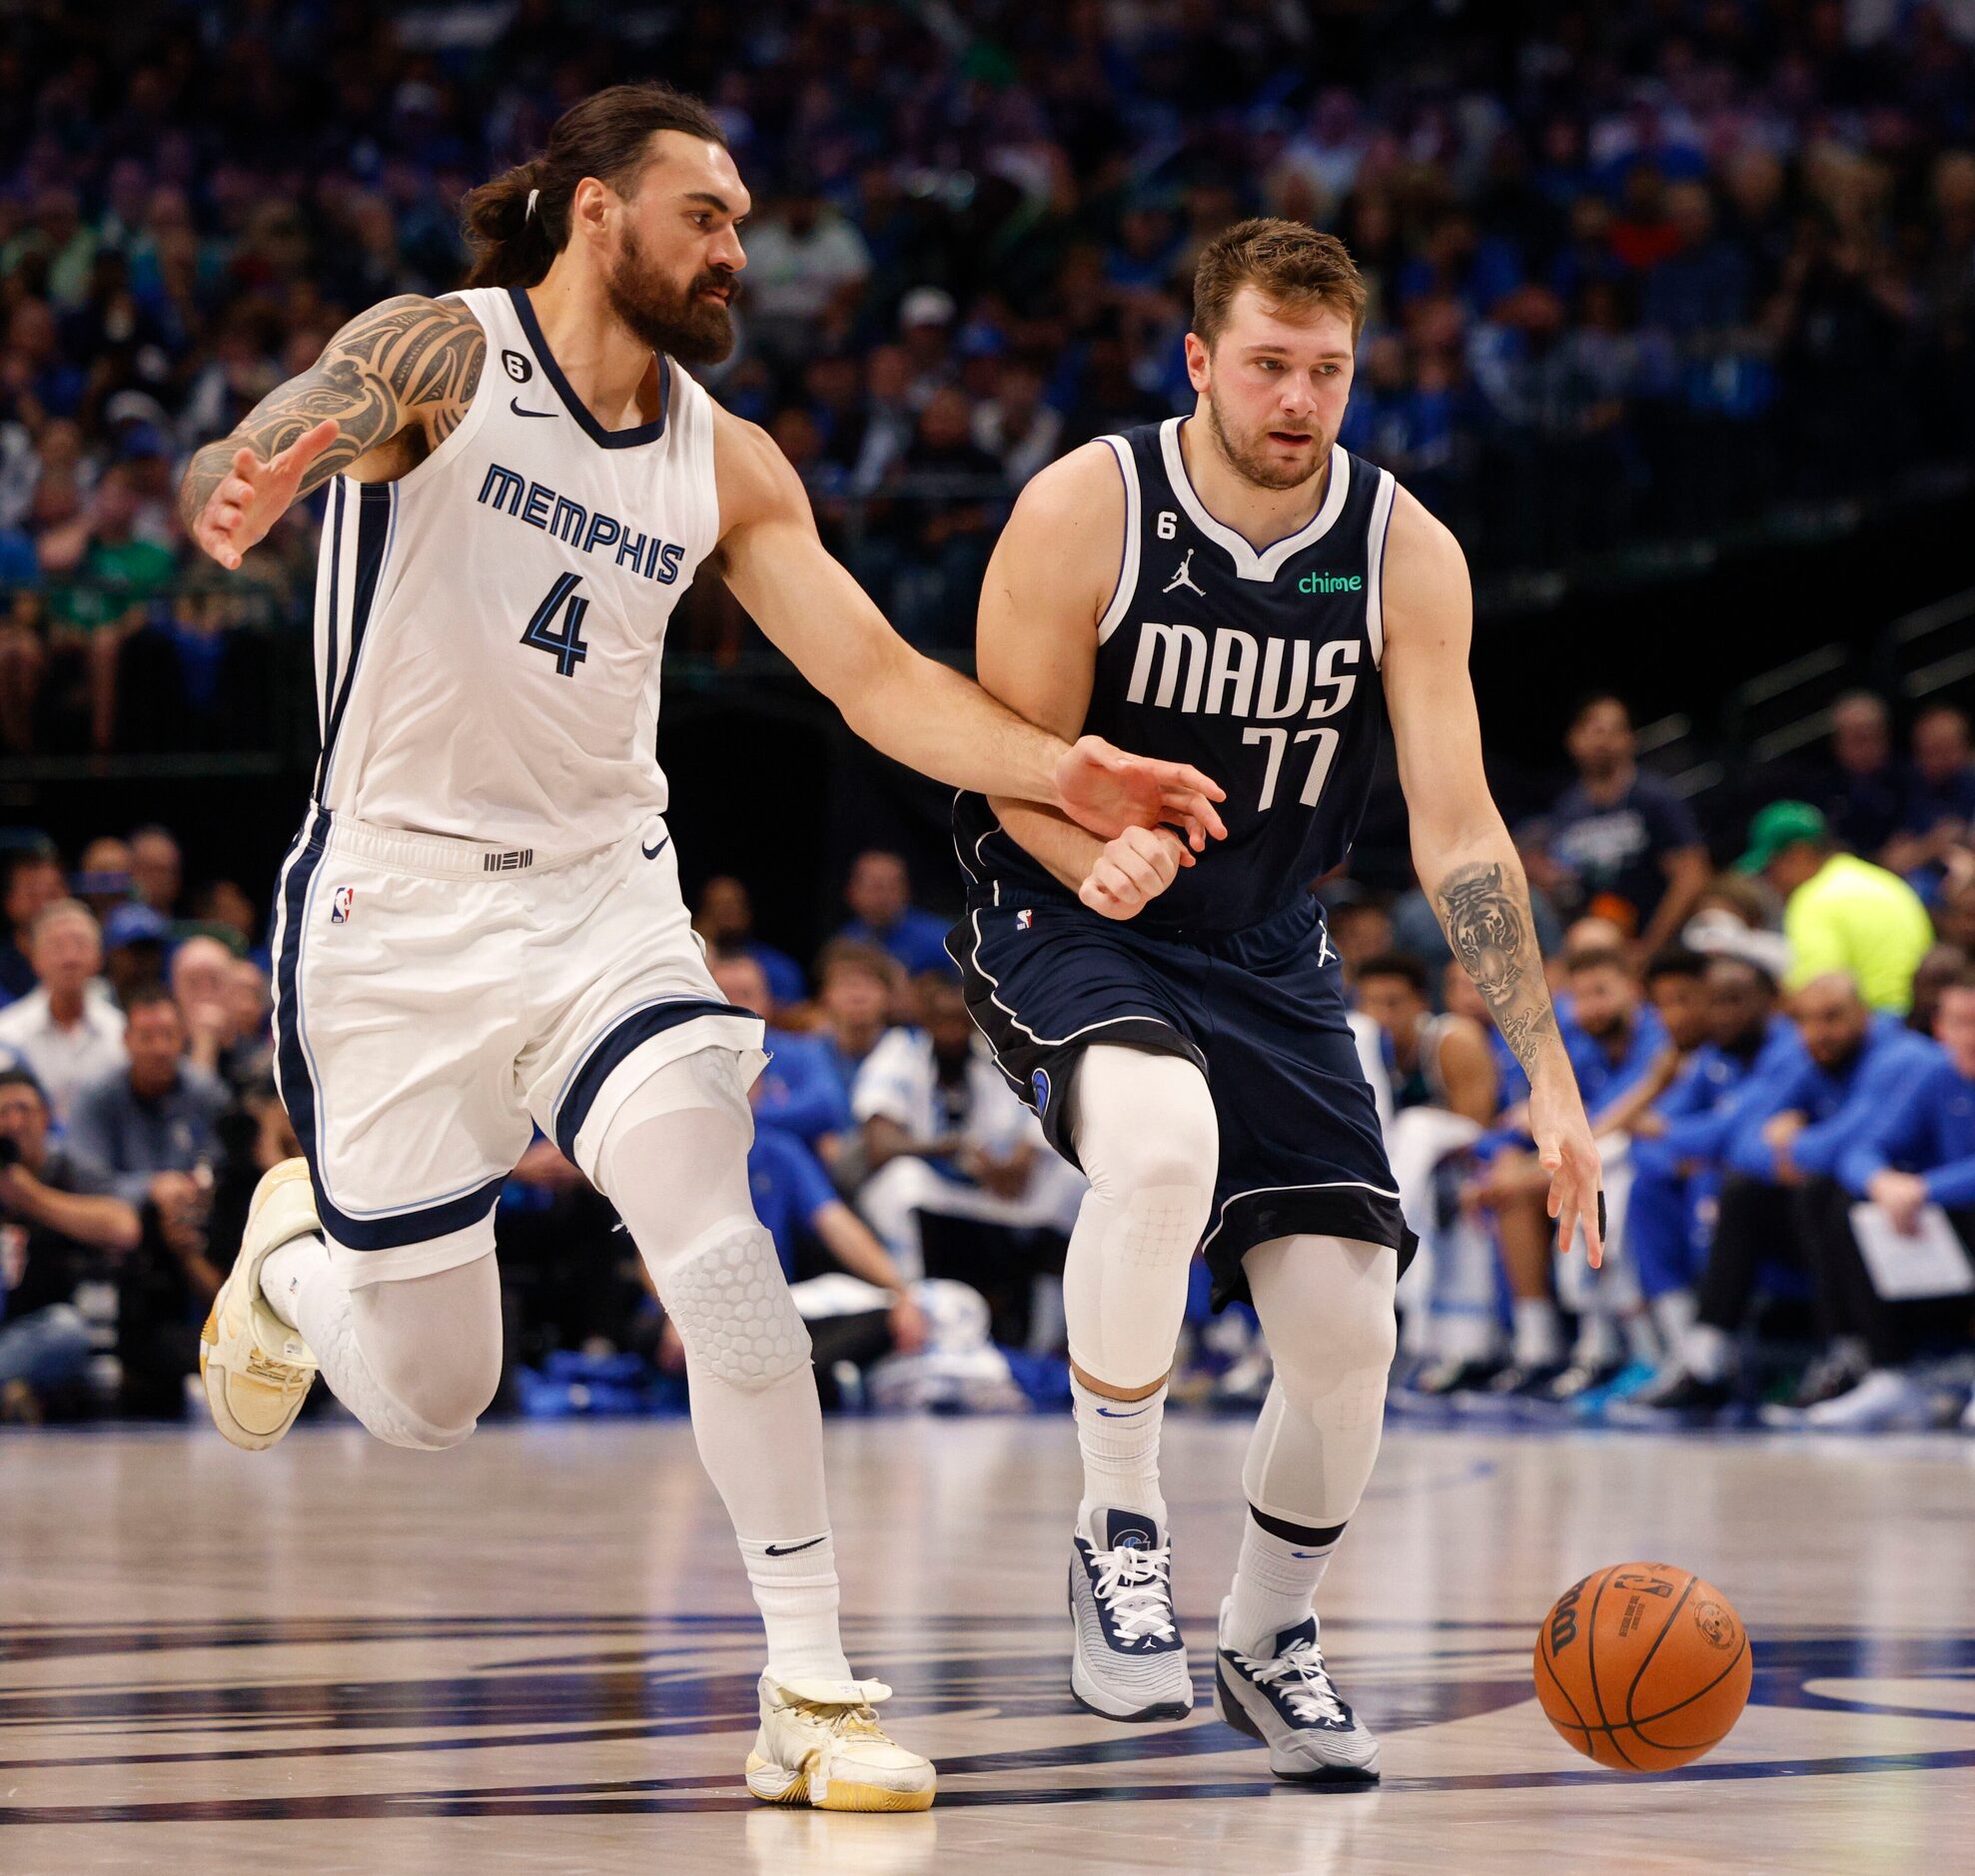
585;1047;933;1811
1213;1234;1395;1782
1058;1042;1219;1721
203;1159;505;1450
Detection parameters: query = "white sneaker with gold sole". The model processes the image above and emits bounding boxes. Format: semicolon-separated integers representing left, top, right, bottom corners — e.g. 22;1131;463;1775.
744;1673;935;1812
199;1158;321;1450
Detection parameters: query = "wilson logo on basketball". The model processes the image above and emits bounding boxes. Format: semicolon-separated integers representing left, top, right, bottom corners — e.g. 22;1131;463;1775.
1547;1576;1585;1653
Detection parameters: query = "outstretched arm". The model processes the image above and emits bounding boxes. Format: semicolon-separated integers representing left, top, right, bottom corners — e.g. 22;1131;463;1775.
712;415;1225;842
179;295;485;568
1381;485;1605;1264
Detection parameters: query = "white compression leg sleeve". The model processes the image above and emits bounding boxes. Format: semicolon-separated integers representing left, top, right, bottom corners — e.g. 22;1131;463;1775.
261;1237;502;1451
1241;1236;1399;1528
1061;1046;1218;1528
1225;1236;1398;1652
1063;1046;1220;1390
590;1048;849;1684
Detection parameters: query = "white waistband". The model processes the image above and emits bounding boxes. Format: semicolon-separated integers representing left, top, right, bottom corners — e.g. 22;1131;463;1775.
303;804;635;879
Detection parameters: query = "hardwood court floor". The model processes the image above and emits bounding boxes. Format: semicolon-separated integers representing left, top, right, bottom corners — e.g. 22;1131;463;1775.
3;1413;1973;1874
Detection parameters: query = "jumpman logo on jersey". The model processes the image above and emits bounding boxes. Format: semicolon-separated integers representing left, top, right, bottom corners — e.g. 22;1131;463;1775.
1163;548;1205;597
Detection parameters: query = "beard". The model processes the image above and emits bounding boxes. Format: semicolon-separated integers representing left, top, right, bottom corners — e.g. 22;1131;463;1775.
604;224;737;366
1204;385;1328;493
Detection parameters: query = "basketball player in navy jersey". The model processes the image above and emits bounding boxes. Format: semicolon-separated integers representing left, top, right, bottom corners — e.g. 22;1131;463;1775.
176;83;1226;1813
951;221;1604;1779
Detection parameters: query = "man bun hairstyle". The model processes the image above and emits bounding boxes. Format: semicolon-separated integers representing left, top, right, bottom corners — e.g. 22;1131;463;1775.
1192;217;1369;348
462;81;726;289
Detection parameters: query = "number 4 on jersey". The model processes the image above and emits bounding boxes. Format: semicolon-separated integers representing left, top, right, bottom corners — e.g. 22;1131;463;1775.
521;572;590;678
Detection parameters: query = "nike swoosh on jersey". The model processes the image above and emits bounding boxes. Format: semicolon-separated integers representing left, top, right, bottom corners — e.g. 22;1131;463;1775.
510;398;556;418
763;1535;826;1557
641;834;670;860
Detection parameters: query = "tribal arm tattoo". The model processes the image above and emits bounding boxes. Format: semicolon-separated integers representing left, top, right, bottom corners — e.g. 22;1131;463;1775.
1433;858;1564;1081
178;295;486;532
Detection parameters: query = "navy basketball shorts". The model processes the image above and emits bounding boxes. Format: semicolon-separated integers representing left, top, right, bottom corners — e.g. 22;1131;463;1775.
949;889;1417;1310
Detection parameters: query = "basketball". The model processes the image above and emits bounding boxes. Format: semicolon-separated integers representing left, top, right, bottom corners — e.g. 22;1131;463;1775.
1533;1562;1752;1771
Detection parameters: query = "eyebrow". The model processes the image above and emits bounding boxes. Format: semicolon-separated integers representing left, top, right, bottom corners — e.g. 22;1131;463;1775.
1248;345;1354;362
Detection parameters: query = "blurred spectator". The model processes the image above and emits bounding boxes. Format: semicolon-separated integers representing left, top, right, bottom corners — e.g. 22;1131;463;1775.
739;189;873;365
812;939;900;1094
128;825;183;919
834;850;953;978
1629;972;1943;1418
1911;942;1971;1038
1546;696;1709;950
851;972;1083;1281
709;953;851;1162
1882;704;1975;883
67;985;227;1209
1738;802;1934;1012
0;841;64;1004
71;836;135;923
1817;969;1975;1428
0;900;126;1123
1821;691;1905;858
693;874;806;1009
972;360;1063;488
1325;891;1396;989
1357;952;1497;1125
101;901;170;1004
0;1066;141;1421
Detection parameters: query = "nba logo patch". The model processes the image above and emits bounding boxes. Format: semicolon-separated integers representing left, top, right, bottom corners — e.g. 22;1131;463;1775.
1031;1067;1051;1115
330;886;355;925
1016;908;1033;931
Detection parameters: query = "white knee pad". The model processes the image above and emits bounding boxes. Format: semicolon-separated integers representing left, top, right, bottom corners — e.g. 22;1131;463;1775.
658;1218;811;1392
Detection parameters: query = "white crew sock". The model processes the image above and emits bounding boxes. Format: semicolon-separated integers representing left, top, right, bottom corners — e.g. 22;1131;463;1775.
1073;1375;1166;1529
1224;1511;1341;1656
1573;1304;1618;1370
1512;1298;1563;1367
1622;1307;1661;1365
1650;1288;1697;1355
259;1232;326;1331
738;1531;853;1684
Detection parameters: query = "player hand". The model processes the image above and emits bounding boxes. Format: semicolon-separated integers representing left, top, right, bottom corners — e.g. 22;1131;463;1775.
888;1293;929;1355
1055;734;1227;848
193;419;342;570
1530;1073;1604;1269
1080;824;1191;920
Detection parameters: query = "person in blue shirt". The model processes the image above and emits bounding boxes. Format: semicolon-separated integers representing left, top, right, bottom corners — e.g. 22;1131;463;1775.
1787;968;1975;1429
710;953;853;1166
1623;971;1940;1418
1619;953;1803;1355
1882;704;1975;893
1450;946;1668;1400
832;849;953;979
693;875;808;1011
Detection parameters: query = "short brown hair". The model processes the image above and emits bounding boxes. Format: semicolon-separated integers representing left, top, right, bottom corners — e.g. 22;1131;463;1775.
1192;218;1369;348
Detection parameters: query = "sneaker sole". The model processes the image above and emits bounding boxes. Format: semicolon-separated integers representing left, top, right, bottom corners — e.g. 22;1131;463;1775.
1212;1657;1380;1785
744;1754;935;1812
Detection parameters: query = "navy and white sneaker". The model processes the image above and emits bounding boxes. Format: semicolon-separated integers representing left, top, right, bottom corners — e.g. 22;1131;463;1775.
1213;1598;1380;1783
1068;1507;1193;1721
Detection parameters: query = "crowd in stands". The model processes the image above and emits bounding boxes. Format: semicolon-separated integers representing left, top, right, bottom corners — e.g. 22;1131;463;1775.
2;0;1974;750
3;686;1971;1430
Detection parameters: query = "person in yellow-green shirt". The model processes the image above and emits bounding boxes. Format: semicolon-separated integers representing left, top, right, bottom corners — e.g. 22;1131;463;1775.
1738;801;1935;1012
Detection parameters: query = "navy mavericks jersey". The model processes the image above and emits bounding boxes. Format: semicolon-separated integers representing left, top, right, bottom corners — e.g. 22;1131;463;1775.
956;417;1397;935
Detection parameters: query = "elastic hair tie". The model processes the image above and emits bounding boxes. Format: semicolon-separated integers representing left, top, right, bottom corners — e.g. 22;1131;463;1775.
525;187;539;221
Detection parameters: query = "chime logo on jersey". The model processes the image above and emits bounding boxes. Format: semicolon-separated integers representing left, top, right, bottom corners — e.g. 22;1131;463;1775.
330;886;355;925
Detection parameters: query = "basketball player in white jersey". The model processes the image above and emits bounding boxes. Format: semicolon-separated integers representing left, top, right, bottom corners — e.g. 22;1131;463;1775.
947;222;1603;1779
176;83;1225;1814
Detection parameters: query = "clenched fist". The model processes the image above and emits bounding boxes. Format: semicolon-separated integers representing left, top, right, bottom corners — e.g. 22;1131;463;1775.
1079;824;1193;920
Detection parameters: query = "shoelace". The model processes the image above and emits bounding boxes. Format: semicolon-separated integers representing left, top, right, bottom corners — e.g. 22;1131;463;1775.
1091;1542;1177;1644
787;1695;888;1740
1242;1638;1349;1727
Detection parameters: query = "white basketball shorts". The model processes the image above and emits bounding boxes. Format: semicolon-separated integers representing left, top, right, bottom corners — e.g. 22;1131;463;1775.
270;804;764;1286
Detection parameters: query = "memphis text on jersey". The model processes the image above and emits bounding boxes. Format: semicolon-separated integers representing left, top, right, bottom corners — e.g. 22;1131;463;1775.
477;462;687;584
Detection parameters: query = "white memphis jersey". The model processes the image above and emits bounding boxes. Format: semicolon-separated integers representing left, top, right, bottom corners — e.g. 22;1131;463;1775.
310;284;720;852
